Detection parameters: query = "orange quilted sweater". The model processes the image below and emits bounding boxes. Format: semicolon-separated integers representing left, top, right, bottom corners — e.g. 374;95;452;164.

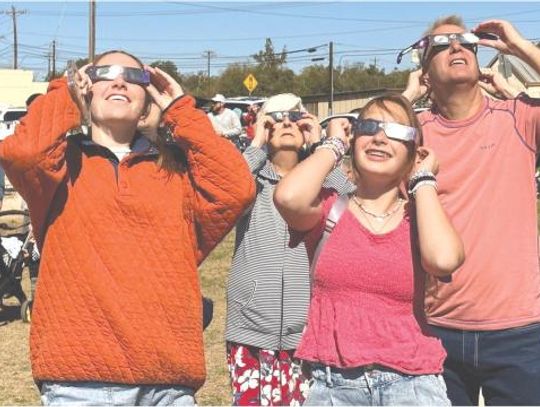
0;79;255;389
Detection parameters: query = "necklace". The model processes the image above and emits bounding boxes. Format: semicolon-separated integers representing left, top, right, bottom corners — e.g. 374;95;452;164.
352;195;404;222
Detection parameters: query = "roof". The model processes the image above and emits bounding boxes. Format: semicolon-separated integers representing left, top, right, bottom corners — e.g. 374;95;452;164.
487;53;540;84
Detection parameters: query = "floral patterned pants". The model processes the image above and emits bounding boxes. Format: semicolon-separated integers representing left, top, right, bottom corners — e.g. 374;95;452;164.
227;342;309;406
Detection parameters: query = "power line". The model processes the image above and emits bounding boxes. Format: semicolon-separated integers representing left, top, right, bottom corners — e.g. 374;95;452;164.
0;6;27;69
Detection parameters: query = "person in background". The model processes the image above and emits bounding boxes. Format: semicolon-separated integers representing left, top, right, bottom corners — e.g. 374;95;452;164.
242;103;260;140
402;16;540;405
207;93;242;140
0;50;255;406
226;93;355;406
274;93;464;406
25;93;43;109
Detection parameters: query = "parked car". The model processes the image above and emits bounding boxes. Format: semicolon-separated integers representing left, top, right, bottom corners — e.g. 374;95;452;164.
319;113;359;138
0;107;27;140
223;96;266;114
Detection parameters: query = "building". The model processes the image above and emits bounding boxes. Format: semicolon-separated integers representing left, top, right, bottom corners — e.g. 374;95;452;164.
302;88;403;120
0;69;48;107
487;54;540;97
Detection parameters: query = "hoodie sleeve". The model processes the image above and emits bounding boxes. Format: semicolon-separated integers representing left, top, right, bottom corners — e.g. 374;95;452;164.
0;78;81;245
162;96;256;263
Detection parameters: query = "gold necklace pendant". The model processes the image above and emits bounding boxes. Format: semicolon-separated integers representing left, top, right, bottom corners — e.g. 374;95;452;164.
352;195;404;234
352;196;403;220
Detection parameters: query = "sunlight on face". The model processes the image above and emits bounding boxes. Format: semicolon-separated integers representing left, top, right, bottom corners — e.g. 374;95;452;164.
89;52;148;127
352;101;415;181
268;114;305;154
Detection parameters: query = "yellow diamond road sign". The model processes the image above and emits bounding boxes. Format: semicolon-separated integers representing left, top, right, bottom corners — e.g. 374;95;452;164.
243;74;258;94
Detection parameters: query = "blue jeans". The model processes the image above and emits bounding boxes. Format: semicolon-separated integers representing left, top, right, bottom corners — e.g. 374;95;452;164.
40;381;196;406
430;323;540;406
303;365;450;406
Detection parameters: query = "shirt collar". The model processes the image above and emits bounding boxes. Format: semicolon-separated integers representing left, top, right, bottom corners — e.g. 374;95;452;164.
258;161;281;182
76;131;159;157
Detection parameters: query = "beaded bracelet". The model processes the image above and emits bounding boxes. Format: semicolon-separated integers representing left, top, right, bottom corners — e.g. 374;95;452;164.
408;169;435;188
315;138;346;169
409;169;435;184
410;180;438;197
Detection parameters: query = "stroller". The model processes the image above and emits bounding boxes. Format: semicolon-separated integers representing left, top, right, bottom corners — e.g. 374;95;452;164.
0;209;39;323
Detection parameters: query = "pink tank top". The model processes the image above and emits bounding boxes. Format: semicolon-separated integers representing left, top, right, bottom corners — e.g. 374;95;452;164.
295;190;446;374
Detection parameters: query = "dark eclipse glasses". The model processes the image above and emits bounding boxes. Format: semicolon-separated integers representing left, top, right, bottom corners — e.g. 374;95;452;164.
85;65;151;86
267;111;305;122
352;118;418;143
396;31;499;65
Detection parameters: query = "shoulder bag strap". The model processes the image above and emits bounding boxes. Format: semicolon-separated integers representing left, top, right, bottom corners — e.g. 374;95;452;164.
309;194;349;292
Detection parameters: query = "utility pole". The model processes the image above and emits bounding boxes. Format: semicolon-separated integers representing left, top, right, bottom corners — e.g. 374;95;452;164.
52;40;56;77
329;41;334;115
0;6;27;69
202;50;216;78
89;0;96;62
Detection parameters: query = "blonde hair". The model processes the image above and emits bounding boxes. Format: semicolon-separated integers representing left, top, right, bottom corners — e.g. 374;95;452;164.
424;15;466;37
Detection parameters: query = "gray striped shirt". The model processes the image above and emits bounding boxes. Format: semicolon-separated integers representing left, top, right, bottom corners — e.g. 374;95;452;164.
225;145;356;350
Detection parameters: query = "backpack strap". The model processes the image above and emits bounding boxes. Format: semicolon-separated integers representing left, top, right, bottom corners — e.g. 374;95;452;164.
310;194;349;290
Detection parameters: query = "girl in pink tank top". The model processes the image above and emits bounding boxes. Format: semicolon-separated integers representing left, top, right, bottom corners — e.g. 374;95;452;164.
275;93;464;406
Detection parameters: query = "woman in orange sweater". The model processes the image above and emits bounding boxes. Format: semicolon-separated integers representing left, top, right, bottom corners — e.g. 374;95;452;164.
0;50;255;405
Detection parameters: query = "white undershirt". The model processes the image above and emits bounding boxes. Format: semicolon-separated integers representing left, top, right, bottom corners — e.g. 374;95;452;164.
110;149;132;161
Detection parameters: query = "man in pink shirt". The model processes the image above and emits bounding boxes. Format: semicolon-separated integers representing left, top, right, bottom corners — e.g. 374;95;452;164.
402;16;540;405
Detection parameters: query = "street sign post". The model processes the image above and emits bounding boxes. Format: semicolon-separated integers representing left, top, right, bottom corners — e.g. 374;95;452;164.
243;73;258;95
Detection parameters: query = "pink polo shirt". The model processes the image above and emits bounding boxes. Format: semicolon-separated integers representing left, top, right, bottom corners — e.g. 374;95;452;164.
420;95;540;331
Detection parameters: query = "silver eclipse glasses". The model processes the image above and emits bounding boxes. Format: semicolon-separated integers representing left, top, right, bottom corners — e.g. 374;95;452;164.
267;111;305;122
352;119;418;143
85;65;151;85
396;31;498;65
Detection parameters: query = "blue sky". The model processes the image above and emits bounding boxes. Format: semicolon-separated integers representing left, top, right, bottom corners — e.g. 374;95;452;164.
1;1;540;80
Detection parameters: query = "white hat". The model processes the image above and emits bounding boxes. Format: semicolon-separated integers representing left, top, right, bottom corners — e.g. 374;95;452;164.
211;94;226;103
261;93;304;113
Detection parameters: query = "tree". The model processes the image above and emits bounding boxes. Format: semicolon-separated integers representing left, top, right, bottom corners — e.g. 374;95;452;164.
295;65;330;95
150;60;181;83
253;38;287;70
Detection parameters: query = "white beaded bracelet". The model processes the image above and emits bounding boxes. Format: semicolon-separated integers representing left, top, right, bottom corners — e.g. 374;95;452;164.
410;180;438;197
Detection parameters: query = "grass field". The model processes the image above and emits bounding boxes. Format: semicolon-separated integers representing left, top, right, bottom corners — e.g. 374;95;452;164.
0;232;236;406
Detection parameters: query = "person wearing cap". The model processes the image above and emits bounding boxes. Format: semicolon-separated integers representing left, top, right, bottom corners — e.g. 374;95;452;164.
274;93;463;405
0;49;255;405
207;93;242;139
225;93;355;406
402;16;540;405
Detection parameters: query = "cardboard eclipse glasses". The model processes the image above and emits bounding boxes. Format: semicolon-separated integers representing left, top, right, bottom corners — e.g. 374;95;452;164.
352;119;418;143
85;65;151;86
267;111;305;122
396;31;499;65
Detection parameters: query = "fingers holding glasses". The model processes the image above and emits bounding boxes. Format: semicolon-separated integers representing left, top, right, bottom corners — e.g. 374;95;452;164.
251;112;275;148
326;118;352;151
145;66;184;110
297;113;322;147
473;20;525;55
413;147;439;176
66;62;92;124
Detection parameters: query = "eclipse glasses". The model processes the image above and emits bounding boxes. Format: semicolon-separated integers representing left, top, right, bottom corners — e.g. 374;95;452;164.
352;119;418;143
85;65;151;86
267;111;305;122
396;31;499;65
